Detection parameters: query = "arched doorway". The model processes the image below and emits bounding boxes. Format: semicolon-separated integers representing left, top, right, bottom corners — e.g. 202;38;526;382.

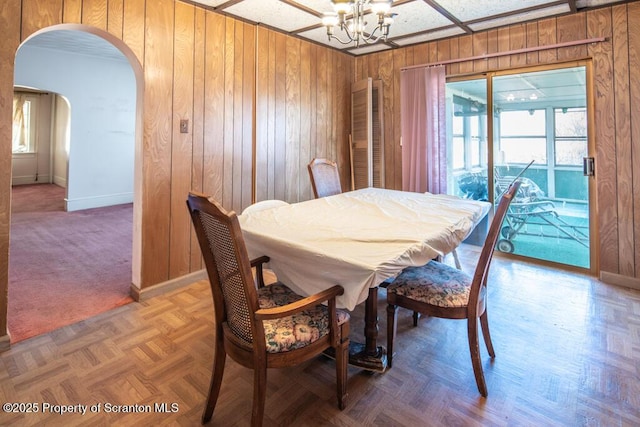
8;25;144;342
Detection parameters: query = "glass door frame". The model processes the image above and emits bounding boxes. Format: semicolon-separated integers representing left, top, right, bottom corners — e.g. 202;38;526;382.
447;59;598;275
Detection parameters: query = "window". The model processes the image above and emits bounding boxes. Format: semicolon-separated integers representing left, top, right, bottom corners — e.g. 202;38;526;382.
555;107;587;166
450;94;486;171
452;114;465;169
445;65;591;269
499;109;546;164
12;94;37;154
469;115;481;167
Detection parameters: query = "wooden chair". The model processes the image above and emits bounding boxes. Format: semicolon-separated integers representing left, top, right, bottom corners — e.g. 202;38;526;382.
308;158;342;198
187;193;350;426
385;179;522;397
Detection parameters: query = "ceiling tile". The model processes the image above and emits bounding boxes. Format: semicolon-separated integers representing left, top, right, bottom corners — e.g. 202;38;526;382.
467;4;571;32
293;0;335;13
436;0;561;22
223;0;320;32
298;26;337;47
386;1;456;39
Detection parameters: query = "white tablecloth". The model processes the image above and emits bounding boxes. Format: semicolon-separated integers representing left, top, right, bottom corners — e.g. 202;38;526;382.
239;188;491;310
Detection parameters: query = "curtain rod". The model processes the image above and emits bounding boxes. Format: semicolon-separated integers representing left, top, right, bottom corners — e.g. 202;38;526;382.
401;37;606;71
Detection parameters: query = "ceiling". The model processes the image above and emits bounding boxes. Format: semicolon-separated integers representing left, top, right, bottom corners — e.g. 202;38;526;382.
188;0;629;55
21;0;631;59
16;0;621;108
21;30;128;62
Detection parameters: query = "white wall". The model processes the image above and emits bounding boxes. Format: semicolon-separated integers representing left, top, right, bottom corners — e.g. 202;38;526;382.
52;95;70;188
14;40;136;211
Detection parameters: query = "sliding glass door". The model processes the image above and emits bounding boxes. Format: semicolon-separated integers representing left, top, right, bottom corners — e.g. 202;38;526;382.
445;63;593;270
445;79;488;202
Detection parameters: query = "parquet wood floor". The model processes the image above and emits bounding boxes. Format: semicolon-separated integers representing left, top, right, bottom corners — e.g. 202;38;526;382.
1;244;639;426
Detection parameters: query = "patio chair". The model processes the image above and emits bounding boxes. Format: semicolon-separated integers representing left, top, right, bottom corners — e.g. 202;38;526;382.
385;179;521;397
493;170;588;254
187;193;350;426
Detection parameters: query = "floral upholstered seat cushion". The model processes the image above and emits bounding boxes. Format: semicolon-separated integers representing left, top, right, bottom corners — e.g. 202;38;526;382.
386;261;472;308
257;283;350;353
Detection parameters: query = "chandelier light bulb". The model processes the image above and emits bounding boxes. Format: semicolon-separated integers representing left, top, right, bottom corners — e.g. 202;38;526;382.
370;0;391;15
323;0;397;47
322;12;339;27
333;0;353;14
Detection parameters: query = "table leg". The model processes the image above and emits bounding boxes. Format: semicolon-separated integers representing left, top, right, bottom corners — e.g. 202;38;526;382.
347;287;387;372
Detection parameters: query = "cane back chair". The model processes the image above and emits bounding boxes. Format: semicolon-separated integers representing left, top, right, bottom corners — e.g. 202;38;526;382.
187;193;350;425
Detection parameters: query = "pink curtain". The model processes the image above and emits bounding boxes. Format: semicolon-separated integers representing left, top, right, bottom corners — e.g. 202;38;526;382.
400;65;446;193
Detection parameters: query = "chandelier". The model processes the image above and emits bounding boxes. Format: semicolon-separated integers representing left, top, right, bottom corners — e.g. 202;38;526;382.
321;0;395;48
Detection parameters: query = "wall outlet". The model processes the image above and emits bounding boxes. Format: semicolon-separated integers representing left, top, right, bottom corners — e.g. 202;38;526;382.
180;119;189;133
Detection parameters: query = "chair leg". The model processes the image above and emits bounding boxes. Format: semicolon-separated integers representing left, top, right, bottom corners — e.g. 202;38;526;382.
336;321;350;410
412;311;420;326
480;310;495;358
251;365;267;427
468;317;488;397
452;248;462;270
201;338;227;424
386;304;398;368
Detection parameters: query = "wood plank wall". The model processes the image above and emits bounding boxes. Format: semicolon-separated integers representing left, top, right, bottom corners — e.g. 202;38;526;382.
2;0;636;345
355;3;640;286
255;28;352;202
0;0;352;343
0;0;22;348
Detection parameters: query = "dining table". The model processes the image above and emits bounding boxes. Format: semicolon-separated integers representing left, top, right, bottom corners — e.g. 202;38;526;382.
238;187;492;372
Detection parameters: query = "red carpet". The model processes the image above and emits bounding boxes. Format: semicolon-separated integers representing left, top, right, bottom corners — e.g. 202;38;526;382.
8;184;133;343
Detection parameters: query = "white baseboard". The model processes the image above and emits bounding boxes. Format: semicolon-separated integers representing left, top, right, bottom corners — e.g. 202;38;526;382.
53;176;67;188
66;192;134;211
12;175;52;186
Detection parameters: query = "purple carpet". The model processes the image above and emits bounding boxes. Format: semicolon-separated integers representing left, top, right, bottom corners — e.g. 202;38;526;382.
8;184;133;343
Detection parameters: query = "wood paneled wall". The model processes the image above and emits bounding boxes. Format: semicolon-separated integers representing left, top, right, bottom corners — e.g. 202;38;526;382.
3;0;636;347
255;28;352;202
0;1;21;349
355;3;640;286
0;0;352;344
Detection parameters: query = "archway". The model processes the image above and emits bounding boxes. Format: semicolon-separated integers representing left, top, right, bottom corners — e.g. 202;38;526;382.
8;24;144;342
